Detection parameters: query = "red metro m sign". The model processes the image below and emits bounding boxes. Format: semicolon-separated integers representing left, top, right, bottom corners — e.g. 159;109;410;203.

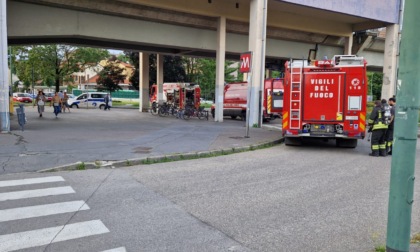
240;52;252;73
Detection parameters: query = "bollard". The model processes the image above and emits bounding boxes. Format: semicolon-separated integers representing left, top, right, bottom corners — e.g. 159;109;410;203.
16;104;26;131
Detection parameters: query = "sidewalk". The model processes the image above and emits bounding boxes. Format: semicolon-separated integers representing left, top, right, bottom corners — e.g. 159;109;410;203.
0;106;283;174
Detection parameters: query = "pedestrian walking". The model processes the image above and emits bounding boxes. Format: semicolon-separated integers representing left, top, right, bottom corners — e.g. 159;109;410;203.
33;90;46;117
50;92;62;118
104;93;111;111
367;99;389;157
58;90;64;99
385;97;396;155
62;91;71;113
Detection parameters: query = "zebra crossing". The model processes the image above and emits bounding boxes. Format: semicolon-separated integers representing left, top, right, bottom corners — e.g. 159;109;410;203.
0;175;126;252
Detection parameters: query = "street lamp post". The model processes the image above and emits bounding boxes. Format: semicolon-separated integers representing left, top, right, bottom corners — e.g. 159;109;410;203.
32;63;34;96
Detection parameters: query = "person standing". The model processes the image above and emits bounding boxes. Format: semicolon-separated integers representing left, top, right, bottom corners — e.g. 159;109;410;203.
368;99;389;157
385;97;396;155
50;92;62;118
104;93;110;111
62;91;71;113
33;90;46;117
58;90;64;100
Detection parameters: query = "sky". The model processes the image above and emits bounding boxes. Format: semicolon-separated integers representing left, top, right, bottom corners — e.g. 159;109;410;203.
108;49;123;55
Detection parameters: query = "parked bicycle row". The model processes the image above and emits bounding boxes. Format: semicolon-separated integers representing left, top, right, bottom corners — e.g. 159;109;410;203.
150;102;209;120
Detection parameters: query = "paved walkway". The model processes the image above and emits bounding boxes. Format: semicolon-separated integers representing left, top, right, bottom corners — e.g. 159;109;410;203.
0;106;282;174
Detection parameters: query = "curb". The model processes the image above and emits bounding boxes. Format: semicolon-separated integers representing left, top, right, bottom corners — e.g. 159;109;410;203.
38;138;284;173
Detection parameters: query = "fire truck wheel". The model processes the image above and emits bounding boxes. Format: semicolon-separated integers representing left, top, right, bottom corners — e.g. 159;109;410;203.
284;137;302;146
336;139;357;148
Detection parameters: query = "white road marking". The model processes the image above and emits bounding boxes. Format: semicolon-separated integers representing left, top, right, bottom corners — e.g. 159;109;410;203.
0;220;110;251
0;176;65;188
0;200;89;222
0;186;75;202
101;247;127;252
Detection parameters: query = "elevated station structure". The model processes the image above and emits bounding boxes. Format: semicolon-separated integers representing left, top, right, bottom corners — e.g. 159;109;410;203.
1;0;401;131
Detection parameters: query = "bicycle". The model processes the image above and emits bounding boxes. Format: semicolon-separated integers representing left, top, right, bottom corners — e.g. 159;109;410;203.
169;104;179;117
150;102;159;116
182;106;207;120
197;106;208;120
158;102;170;117
182;106;194;120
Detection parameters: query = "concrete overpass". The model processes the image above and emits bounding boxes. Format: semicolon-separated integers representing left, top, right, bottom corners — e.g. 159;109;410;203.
1;0;401;132
6;0;396;67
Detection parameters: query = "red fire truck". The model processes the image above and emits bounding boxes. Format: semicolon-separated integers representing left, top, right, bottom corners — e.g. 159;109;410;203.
211;78;284;121
282;55;368;147
150;83;201;109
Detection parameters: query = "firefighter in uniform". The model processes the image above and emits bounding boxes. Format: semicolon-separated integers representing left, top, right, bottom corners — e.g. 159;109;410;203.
368;99;388;157
385;97;396;155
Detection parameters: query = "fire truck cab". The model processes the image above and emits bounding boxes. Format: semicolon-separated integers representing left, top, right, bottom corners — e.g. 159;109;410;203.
150;83;201;109
282;55;368;148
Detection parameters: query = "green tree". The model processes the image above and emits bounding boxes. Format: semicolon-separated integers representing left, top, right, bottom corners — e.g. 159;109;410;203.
116;53;131;63
367;72;383;100
124;51;139;90
11;46;39;91
96;60;126;92
124;52;188;90
189;58;240;100
149;55;187;84
12;45;109;92
271;70;283;79
195;58;216;99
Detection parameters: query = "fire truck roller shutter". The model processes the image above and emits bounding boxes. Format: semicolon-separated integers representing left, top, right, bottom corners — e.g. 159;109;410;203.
303;72;345;122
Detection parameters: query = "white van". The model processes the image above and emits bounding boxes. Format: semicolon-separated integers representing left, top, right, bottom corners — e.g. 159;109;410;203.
68;92;112;109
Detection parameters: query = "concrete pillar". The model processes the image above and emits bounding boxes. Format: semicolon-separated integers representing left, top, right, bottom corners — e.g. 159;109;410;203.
139;52;149;112
248;0;267;127
344;34;353;55
265;69;271;78
157;54;164;104
0;0;10;132
215;16;226;122
382;24;399;99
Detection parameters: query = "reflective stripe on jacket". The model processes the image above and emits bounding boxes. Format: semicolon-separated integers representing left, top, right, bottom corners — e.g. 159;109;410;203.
368;106;388;130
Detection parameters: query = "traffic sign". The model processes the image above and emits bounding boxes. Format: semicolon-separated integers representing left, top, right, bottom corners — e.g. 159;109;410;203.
240;52;252;73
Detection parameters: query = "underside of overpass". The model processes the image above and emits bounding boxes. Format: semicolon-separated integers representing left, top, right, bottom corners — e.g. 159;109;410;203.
8;0;392;70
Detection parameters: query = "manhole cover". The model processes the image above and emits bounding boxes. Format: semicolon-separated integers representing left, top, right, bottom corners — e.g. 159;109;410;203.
133;146;152;154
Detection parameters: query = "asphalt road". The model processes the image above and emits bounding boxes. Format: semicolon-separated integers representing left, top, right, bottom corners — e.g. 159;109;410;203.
1;138;419;251
1;106;281;174
125;140;420;252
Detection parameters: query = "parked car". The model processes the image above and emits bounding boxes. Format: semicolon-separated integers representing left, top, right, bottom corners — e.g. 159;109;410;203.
12;93;33;103
28;93;37;99
44;92;54;102
68;92;112;110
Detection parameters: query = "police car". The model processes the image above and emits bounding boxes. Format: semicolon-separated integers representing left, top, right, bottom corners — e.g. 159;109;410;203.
68;92;112;110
